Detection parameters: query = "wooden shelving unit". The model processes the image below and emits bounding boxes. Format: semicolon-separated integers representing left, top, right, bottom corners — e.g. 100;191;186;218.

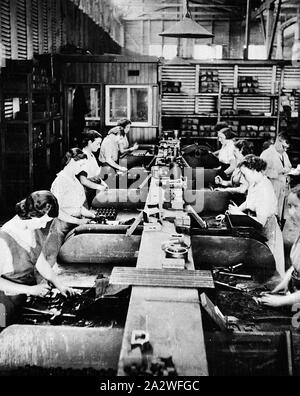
0;57;64;216
160;61;300;151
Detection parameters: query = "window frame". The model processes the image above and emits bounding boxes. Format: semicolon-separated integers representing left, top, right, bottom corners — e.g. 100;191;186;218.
105;85;153;127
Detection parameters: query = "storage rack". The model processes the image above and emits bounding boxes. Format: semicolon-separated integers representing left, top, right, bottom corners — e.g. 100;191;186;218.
0;57;64;216
160;61;300;152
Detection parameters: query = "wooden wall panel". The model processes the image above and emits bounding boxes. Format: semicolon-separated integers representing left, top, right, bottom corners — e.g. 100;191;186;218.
0;0;12;59
0;0;122;61
64;62;158;85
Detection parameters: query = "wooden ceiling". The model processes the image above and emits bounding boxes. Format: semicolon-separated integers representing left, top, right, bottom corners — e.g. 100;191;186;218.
112;0;300;21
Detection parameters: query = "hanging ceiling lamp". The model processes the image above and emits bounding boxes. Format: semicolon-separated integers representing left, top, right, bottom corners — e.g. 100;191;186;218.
159;0;214;39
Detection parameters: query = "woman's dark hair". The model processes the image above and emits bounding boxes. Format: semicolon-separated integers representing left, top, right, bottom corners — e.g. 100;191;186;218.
238;154;267;173
290;185;300;201
117;119;131;137
107;126;122;136
214;122;229;133
218;127;236;140
117;119;132;129
235;140;253;156
81;130;102;148
16;190;59;220
62;148;87;167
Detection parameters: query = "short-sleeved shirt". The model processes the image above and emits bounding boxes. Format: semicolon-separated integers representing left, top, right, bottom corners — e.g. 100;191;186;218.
99;135;119;164
81;148;101;179
245;176;278;219
51;171;86;217
218;140;237;165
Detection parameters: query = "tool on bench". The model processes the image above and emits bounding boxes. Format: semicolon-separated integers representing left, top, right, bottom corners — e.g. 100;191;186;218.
22;307;76;323
185;205;207;229
217;271;252;280
125;211;144;237
214;281;246;292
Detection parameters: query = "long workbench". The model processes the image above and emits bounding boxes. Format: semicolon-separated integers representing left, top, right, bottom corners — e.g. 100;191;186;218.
117;145;210;376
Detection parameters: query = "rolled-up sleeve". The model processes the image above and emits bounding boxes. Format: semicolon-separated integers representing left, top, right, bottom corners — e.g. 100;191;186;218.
0;239;13;276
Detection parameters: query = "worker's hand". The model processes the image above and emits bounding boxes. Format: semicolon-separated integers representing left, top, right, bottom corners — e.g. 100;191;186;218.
131;143;139;151
272;280;289;294
80;218;91;225
215;176;223;185
30;283;51;297
57;285;79;298
259;294;285;307
118;166;128;173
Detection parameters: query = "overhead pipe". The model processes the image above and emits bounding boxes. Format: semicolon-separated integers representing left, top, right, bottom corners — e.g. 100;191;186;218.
244;0;251;60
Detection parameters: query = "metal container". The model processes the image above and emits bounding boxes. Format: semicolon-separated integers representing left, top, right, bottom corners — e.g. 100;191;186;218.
165;244;189;261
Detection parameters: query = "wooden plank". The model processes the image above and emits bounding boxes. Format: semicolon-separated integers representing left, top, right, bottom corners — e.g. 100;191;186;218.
10;0;18;59
200;293;228;332
26;0;33;59
110;267;214;289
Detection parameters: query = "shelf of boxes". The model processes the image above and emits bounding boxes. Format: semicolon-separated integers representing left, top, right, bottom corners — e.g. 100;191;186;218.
161;62;300;148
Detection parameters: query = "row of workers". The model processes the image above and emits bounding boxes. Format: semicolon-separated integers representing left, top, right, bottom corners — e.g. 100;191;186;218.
212;124;294;304
0;119;139;327
0;125;298;326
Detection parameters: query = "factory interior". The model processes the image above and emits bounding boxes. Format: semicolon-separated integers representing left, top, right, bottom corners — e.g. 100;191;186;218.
0;0;300;378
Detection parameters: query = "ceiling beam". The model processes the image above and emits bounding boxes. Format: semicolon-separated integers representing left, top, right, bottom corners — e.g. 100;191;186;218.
256;0;276;16
267;0;282;59
123;17;235;22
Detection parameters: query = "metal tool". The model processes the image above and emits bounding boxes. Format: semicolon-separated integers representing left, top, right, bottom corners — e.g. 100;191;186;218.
22;307;76;323
214;281;245;292
186;205;207;229
218;271;252;280
125;211;144;237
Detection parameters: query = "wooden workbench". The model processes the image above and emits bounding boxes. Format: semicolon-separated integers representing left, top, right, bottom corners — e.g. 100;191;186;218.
117;172;209;376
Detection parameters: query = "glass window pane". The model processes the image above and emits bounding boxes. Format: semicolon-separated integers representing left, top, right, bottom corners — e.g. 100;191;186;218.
193;45;223;60
162;45;177;59
248;45;267;60
109;88;128;122
130;88;149;123
149;44;162;57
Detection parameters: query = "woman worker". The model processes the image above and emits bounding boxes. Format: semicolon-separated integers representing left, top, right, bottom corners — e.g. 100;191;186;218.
214;125;239;180
227;155;285;279
215;140;253;194
79;130;108;207
260;185;300;307
117;119;139;159
99;126;127;173
47;149;96;267
51;148;96;227
0;191;77;327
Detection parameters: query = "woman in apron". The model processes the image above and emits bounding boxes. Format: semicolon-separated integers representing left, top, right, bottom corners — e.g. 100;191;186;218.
0;191;77;327
227;155;285;279
214;126;238;180
260;185;300;307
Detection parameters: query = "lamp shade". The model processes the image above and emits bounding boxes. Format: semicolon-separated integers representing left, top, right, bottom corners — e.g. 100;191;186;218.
159;16;214;38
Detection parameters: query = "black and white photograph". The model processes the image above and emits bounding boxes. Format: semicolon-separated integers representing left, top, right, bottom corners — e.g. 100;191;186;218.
0;0;299;382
